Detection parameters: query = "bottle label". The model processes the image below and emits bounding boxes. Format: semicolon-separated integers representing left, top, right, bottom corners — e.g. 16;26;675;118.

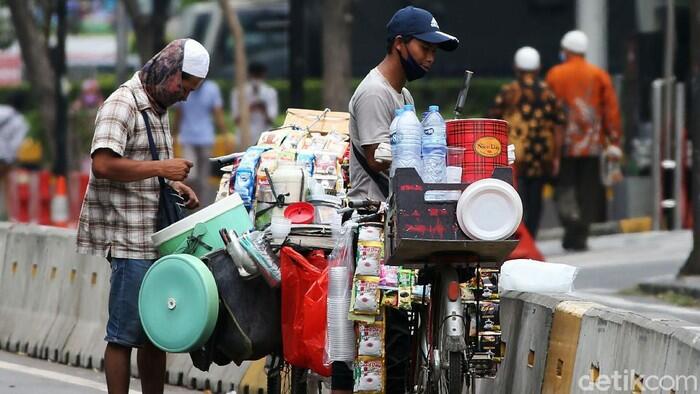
390;132;400;145
423;127;435;136
474;137;502;158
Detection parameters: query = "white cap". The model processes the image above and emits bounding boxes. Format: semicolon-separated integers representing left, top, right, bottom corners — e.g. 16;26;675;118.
514;46;540;71
561;30;588;54
182;39;210;78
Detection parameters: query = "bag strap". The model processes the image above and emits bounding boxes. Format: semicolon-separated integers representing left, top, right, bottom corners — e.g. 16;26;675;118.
138;107;168;190
351;142;389;199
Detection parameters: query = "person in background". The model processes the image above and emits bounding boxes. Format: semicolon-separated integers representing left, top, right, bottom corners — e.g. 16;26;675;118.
173;78;228;205
343;6;458;393
0;93;29;221
71;79;105;171
77;39;206;394
231;62;279;147
545;30;623;251
488;46;566;238
71;78;104;112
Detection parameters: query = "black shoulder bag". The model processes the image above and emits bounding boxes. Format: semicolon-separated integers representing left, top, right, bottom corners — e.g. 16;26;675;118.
140;109;185;231
351;142;389;199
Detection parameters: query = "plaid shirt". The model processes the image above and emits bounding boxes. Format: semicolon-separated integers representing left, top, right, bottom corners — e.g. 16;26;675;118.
76;72;173;259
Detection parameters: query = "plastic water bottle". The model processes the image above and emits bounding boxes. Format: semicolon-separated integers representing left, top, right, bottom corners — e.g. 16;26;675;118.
391;105;423;176
389;108;403;176
421;105;447;183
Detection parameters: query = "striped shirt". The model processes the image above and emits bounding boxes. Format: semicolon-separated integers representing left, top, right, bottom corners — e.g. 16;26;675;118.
76;72;173;259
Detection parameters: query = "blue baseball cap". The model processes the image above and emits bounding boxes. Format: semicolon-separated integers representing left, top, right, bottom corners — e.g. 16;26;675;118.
387;6;459;51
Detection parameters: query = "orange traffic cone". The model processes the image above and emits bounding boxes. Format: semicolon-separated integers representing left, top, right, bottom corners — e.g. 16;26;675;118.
51;176;69;227
508;223;544;261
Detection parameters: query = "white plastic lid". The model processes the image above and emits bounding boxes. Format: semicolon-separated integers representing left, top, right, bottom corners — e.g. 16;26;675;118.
456;179;522;240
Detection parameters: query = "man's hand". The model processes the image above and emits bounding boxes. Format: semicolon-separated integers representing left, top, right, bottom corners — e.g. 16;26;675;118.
171;181;200;209
157;159;193;181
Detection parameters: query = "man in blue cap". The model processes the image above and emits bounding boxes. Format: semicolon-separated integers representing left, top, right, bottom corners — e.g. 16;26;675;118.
348;5;458;202
341;6;458;394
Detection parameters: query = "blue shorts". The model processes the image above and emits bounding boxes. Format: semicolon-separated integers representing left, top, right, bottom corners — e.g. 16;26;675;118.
104;258;154;348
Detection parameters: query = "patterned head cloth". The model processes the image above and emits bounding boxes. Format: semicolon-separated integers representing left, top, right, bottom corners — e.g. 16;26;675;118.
139;39;187;114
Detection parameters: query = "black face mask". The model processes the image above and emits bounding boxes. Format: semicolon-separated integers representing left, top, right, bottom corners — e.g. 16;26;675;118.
398;48;427;81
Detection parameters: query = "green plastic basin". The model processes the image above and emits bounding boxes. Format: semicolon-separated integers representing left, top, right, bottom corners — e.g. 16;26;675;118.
138;254;219;353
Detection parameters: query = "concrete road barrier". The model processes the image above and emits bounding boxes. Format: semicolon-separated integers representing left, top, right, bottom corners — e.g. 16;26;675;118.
4;223;700;394
569;306;627;394
541;301;597;394
61;248;110;369
661;324;700;393
0;224;47;353
22;227;76;359
509;292;562;394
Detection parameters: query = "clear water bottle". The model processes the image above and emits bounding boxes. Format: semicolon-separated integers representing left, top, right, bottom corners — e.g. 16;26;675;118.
421;105;447;183
391;105;423;176
389;108;404;176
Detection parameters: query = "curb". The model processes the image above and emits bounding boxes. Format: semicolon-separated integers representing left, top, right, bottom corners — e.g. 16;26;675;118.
638;277;700;299
536;216;652;242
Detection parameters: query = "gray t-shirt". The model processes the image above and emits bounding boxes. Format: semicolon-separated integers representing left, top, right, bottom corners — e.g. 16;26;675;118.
348;68;414;201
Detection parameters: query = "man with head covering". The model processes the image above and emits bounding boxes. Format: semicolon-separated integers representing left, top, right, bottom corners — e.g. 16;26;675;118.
546;30;623;251
488;46;566;237
76;38;209;393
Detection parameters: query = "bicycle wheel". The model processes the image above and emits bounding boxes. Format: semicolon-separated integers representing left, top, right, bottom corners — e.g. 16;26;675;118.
447;351;463;394
409;306;430;393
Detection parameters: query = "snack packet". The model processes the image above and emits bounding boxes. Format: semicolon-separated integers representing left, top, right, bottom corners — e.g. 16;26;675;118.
296;151;316;176
398;269;415;310
353;357;384;393
257;130;288;147
379;265;398;288
351;276;381;315
381;289;398;308
357;320;384;357
356;241;383;276
358;225;383;242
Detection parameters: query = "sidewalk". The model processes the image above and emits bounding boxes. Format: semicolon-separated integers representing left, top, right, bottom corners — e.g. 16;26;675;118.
535;230;700;324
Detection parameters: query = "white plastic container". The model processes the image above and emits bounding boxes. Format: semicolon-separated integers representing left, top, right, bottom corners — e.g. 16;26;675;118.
270;165;305;218
308;194;342;224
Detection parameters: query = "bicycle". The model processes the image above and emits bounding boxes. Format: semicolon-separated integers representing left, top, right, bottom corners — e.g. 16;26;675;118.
384;167;519;394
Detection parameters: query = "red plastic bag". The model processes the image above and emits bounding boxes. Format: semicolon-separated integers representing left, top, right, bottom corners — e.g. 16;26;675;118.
280;246;331;376
302;267;331;376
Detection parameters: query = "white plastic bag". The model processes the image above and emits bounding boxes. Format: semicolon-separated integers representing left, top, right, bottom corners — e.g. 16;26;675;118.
499;259;578;293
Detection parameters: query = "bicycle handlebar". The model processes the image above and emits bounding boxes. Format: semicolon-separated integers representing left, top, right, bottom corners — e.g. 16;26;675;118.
209;152;243;168
348;199;383;209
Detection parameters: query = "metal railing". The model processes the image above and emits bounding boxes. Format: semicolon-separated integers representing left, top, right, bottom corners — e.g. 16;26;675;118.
651;78;685;231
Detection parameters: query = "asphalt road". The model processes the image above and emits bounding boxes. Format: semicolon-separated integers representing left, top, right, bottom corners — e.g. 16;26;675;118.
0;350;197;393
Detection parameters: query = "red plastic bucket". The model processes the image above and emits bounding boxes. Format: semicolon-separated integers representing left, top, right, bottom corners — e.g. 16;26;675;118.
446;118;509;183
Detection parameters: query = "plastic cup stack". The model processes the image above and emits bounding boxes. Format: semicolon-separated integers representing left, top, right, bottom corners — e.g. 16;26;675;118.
327;266;355;361
270;216;292;240
330;213;343;240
